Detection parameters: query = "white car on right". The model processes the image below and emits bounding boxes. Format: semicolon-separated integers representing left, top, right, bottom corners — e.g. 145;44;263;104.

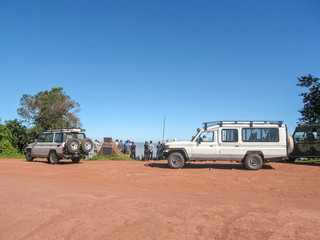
164;121;293;170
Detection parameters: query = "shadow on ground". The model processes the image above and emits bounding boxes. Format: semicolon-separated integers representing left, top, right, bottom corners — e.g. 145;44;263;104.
31;159;82;165
146;162;274;170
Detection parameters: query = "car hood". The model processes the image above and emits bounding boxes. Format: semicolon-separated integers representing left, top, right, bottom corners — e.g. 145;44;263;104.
165;141;193;148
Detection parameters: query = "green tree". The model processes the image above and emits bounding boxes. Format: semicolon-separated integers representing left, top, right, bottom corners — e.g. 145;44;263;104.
17;87;81;132
297;74;320;122
0;123;20;157
4;119;28;153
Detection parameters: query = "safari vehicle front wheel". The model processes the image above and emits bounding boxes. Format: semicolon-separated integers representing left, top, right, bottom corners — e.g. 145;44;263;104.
26;150;34;162
168;152;185;169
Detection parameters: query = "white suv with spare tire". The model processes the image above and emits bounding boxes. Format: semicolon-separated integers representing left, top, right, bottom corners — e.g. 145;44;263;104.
25;129;93;164
164;121;293;170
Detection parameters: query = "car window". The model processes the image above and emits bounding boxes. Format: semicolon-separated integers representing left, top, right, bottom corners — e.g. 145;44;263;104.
199;131;214;142
74;133;84;141
293;131;306;142
54;133;63;143
38;134;46;142
222;129;238;142
45;134;54;142
242;128;279;142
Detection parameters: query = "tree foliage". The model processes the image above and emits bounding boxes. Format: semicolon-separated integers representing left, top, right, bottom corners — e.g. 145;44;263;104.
0;122;22;157
297;74;320;123
17;87;81;131
4;119;28;153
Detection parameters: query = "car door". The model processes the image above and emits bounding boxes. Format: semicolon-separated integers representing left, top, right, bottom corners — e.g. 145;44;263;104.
41;133;54;157
32;134;46;156
191;130;220;160
219;128;242;161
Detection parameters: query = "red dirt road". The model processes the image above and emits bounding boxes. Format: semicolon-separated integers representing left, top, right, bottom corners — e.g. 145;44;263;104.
1;159;320;240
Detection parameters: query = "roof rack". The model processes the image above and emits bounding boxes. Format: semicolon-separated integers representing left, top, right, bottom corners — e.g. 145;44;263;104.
44;128;86;133
203;121;283;130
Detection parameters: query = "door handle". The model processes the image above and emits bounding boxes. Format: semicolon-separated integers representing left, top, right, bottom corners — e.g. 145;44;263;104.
235;145;239;147
210;145;214;147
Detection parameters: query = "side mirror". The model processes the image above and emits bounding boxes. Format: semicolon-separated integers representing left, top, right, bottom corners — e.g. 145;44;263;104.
34;139;38;143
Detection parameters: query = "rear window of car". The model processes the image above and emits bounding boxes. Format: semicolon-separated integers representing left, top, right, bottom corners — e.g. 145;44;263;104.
65;133;86;141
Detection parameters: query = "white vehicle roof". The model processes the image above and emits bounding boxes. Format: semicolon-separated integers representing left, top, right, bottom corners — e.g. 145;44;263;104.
203;121;285;130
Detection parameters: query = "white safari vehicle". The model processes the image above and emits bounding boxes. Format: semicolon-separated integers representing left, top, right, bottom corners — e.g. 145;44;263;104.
164;121;292;170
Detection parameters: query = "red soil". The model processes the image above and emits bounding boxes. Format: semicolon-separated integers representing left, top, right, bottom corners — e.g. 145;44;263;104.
0;158;319;240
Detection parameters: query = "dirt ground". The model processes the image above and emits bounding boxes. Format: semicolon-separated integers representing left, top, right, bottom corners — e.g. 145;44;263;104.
0;158;319;240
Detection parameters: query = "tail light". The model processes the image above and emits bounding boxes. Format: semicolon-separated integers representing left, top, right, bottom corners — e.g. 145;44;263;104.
62;147;65;152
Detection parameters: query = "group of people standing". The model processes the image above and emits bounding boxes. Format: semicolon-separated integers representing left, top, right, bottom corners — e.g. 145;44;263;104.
114;139;136;159
144;141;165;161
94;139;168;160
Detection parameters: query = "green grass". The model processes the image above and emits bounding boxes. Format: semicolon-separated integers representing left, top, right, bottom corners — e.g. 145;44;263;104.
0;153;25;159
295;158;320;163
84;153;135;161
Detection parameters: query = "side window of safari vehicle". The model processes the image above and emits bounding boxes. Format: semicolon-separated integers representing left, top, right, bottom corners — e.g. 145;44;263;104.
45;134;54;142
38;134;46;142
242;128;279;142
222;129;238;142
54;133;63;143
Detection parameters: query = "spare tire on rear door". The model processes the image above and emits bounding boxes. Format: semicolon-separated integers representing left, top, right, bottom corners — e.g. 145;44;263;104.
81;138;93;153
67;138;80;153
287;135;294;154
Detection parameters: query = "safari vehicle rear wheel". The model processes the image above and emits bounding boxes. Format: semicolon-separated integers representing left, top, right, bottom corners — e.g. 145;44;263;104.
244;154;263;170
26;150;34;162
168;152;185;169
49;151;59;164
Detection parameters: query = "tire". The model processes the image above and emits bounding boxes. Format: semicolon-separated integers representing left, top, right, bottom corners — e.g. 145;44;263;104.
244;154;263;170
81;138;93;153
26;150;34;162
67;138;80;153
168;152;185;169
287;135;294;154
49;151;59;164
72;157;81;163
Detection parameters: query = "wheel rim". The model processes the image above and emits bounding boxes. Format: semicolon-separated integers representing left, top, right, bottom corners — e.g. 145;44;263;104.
250;157;259;167
84;142;92;150
172;156;181;165
51;153;56;162
71;142;78;151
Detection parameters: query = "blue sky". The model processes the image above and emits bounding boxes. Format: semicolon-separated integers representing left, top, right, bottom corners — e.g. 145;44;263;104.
0;0;319;142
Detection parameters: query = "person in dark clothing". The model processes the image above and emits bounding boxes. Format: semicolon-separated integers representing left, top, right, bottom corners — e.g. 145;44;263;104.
144;141;149;161
156;141;162;160
131;141;136;159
